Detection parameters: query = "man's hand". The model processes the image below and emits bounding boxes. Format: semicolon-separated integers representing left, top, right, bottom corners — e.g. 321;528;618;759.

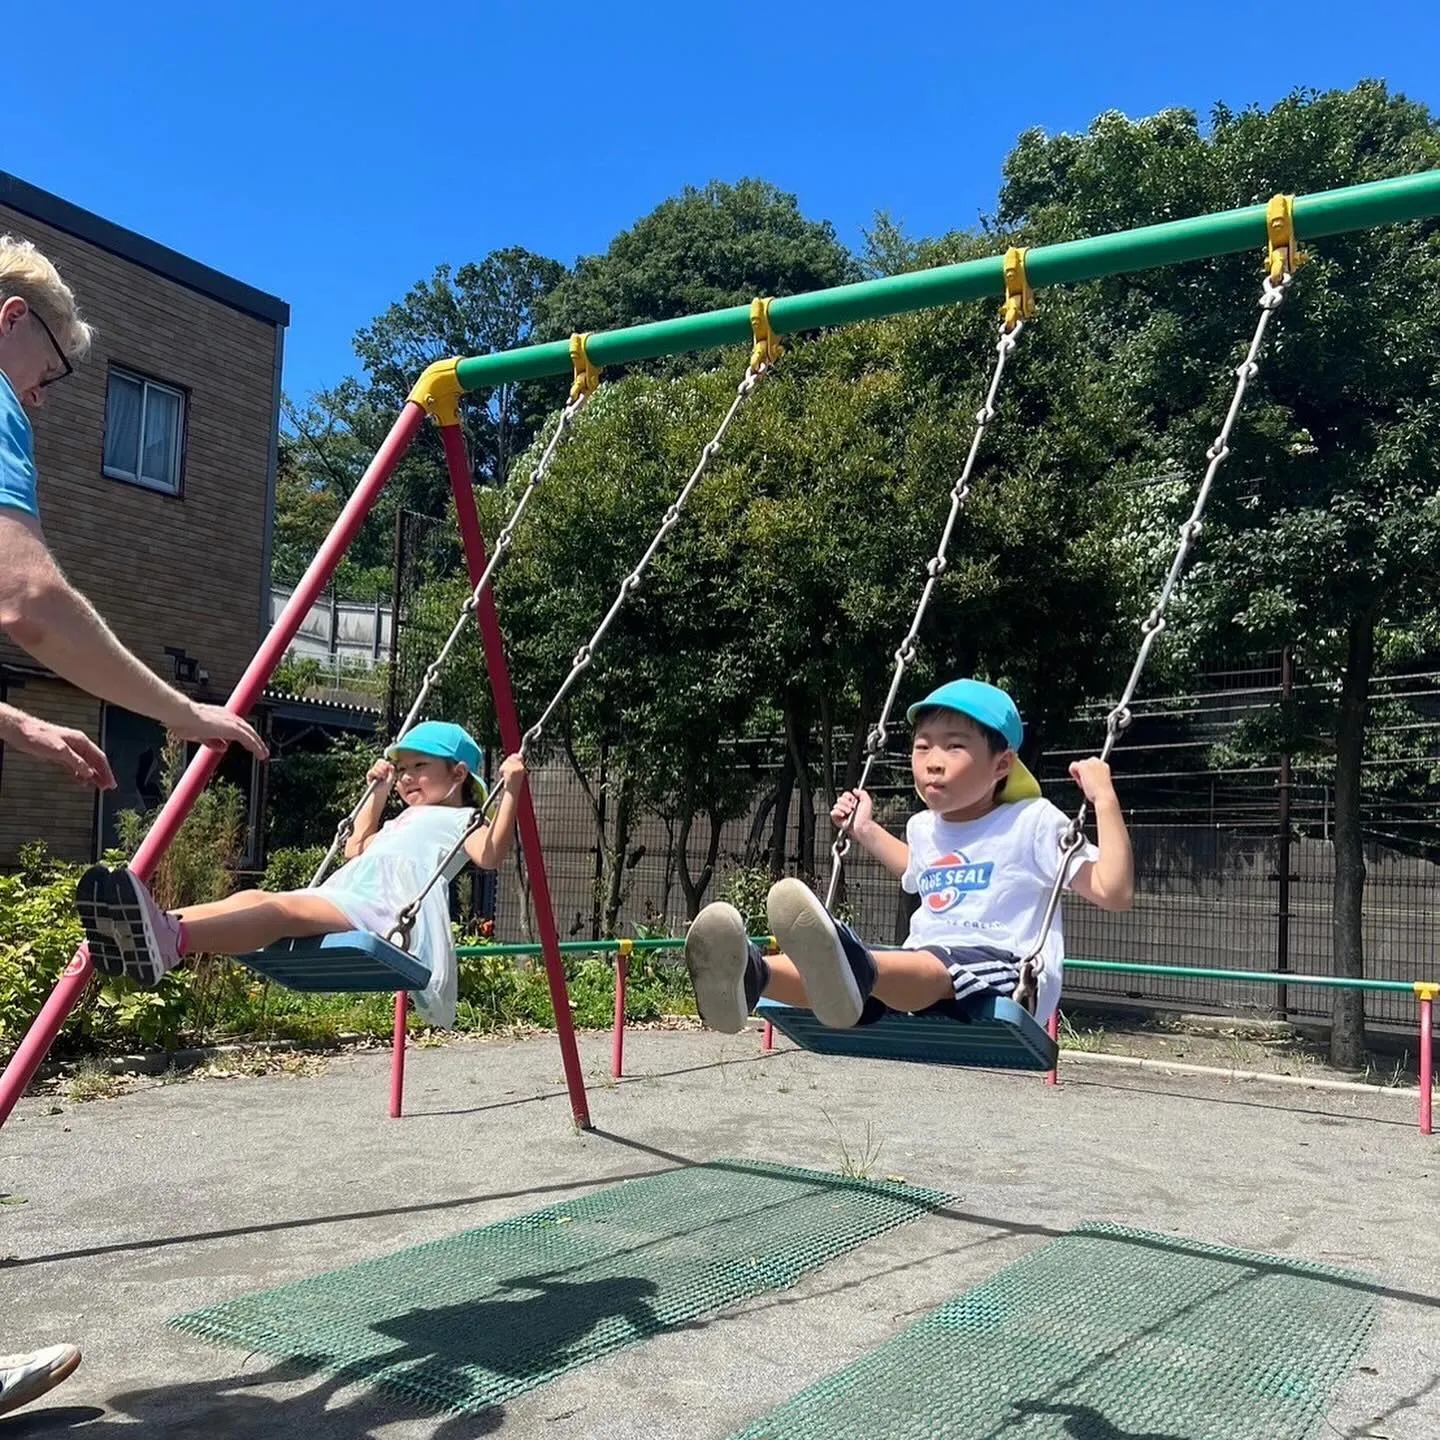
8;714;116;789
169;703;268;759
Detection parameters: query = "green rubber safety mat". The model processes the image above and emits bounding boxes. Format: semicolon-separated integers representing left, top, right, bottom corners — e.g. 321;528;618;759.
729;1222;1378;1440
171;1159;951;1416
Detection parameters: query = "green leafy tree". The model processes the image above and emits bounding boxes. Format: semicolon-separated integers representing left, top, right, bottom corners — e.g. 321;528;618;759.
998;82;1440;1065
538;179;859;348
353;247;568;487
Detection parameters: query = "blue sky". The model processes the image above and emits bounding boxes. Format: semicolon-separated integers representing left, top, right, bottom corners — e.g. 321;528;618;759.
9;1;1440;405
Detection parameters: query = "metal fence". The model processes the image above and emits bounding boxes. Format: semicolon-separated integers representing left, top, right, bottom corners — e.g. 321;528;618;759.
482;666;1438;1032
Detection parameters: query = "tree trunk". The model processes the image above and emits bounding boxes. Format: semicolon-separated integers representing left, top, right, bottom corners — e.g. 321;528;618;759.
513;834;534;941
818;691;838;811
784;700;816;884
1329;608;1374;1070
744;782;781;867
767;754;795;878
658;813;678;926
677;808;725;919
602;772;636;936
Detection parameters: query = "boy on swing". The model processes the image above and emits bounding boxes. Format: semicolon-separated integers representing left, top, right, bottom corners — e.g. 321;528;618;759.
684;679;1134;1033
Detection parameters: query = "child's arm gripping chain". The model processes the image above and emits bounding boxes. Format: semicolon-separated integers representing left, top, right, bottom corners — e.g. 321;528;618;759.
463;754;527;870
831;788;909;881
344;760;394;858
1065;757;1135;912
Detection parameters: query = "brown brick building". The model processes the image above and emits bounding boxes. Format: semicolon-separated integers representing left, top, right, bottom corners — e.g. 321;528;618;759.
0;171;288;867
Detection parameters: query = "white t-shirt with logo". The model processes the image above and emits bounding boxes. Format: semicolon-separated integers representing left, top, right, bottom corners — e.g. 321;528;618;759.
900;798;1099;1023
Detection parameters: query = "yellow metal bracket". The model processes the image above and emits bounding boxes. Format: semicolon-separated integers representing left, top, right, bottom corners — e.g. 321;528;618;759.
617;938;635;958
407;358;463;428
1265;194;1306;284
750;297;784;370
1415;981;1439;1003
569;332;602;402
1002;246;1036;330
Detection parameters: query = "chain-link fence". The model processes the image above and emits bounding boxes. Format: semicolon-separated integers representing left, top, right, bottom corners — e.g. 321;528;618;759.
482;663;1439;1033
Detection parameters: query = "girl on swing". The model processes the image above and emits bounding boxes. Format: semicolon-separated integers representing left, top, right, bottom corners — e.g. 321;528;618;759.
75;721;524;1029
684;679;1135;1033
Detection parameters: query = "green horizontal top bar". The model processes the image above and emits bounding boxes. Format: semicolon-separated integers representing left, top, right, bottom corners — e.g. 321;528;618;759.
455;170;1440;394
456;936;1431;994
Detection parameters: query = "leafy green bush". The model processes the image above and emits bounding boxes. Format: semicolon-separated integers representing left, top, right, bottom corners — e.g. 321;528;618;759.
718;865;772;936
454;947;694;1032
261;846;330;892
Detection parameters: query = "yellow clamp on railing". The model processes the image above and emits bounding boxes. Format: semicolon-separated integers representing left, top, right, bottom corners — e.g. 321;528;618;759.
617;938;635;957
764;935;780;955
1002;246;1036;331
750;297;784;370
407;357;463;428
1265;194;1306;285
1414;981;1439;1003
569;332;602;402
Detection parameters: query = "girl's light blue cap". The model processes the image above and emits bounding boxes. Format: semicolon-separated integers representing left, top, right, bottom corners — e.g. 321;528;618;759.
386;720;482;776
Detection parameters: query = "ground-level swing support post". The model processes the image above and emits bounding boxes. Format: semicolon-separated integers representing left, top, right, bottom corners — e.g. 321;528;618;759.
0;404;430;1131
389;991;409;1119
437;422;592;1131
611;939;632;1079
1418;983;1436;1137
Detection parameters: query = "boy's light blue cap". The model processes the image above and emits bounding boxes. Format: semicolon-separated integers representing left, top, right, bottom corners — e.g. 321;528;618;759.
386;720;482;776
905;678;1040;801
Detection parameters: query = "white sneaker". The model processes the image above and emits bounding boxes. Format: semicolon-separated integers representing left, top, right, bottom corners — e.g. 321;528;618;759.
0;1344;82;1417
684;903;760;1034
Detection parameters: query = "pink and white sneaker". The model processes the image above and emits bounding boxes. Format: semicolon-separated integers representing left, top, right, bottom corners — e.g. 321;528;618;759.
76;866;184;986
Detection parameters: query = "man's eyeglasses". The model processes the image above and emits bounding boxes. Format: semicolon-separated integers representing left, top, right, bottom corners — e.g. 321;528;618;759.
31;309;73;387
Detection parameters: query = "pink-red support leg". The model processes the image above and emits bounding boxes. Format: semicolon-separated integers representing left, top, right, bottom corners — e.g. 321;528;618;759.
390;991;409;1119
440;423;592;1130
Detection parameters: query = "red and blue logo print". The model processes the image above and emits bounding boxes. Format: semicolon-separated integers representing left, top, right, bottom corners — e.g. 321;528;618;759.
918;852;993;913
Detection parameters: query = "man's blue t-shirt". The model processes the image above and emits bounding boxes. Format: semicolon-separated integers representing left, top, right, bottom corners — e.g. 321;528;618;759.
0;370;40;520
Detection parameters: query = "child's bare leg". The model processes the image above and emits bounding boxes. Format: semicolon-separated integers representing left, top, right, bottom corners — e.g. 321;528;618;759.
176;891;353;955
759;953;808;1007
869;949;954;1013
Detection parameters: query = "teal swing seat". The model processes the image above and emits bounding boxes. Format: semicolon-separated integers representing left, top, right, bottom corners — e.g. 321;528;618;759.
237;931;431;994
757;994;1057;1072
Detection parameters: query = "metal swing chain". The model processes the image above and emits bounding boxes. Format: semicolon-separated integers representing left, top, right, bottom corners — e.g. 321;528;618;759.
385;358;774;951
309;391;592;890
823;319;1025;911
1014;271;1293;1010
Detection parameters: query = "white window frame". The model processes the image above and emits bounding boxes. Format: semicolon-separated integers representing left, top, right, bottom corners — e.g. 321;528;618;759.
102;368;186;496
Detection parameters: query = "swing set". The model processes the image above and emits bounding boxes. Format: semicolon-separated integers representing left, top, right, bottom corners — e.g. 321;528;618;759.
1;171;1437;1133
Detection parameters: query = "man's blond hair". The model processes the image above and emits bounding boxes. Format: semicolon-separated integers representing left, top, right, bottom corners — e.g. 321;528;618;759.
0;234;94;362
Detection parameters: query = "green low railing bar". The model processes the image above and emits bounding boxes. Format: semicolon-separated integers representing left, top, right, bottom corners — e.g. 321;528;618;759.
454;937;1433;995
454;171;1440;393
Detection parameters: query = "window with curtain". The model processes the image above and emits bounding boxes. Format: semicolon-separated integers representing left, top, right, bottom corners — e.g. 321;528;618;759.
102;368;186;494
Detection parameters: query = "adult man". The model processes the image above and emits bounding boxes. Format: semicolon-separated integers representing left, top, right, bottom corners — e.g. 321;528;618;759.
0;233;267;1417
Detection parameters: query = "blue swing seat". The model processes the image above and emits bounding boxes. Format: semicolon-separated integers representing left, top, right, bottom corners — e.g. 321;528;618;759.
237;931;431;994
756;994;1057;1071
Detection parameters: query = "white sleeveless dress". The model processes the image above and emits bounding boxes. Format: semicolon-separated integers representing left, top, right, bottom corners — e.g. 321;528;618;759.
297;803;474;1028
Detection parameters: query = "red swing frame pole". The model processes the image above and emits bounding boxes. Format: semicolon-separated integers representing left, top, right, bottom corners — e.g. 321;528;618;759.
438;421;592;1131
0;403;428;1130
